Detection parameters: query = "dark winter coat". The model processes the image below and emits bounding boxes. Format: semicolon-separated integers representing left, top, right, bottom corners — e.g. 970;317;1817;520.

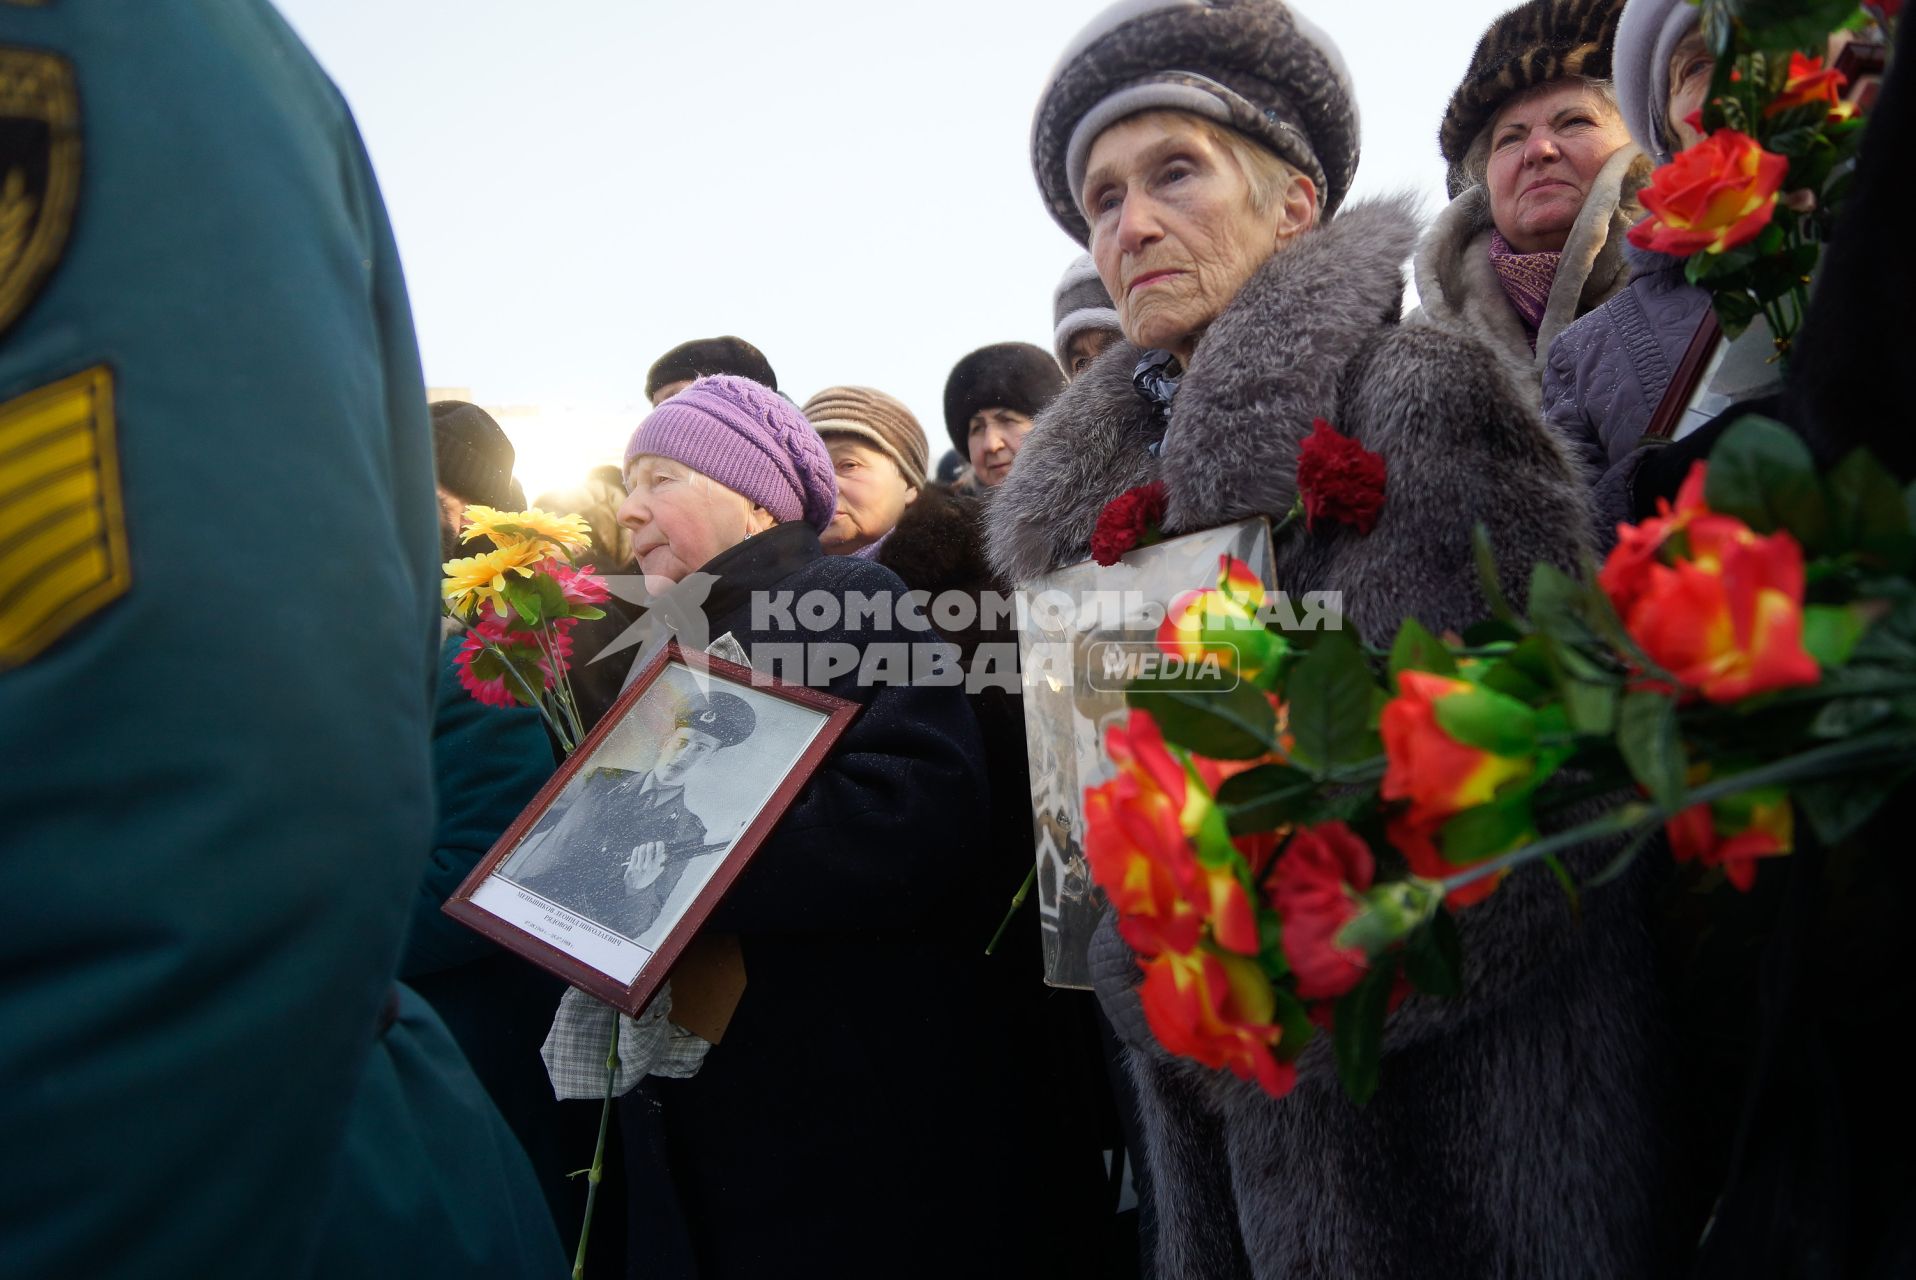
1541;245;1713;542
619;521;1020;1279
987;196;1665;1279
877;488;1123;1276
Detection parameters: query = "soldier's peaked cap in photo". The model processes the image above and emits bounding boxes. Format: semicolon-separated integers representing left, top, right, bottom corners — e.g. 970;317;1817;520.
674;690;755;748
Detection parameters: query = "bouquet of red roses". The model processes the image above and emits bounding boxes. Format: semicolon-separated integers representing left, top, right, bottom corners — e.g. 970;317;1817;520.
1628;0;1888;352
1087;418;1916;1103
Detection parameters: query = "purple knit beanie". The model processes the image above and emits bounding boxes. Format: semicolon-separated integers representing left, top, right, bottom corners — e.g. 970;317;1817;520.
624;375;838;533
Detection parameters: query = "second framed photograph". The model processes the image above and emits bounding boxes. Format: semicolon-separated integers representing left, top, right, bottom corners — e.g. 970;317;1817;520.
444;642;857;1016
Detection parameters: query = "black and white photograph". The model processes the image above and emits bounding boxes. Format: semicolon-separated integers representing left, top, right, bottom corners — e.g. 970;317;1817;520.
452;648;852;997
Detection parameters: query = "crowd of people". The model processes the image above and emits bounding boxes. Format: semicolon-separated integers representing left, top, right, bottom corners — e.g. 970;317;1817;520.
3;0;1909;1276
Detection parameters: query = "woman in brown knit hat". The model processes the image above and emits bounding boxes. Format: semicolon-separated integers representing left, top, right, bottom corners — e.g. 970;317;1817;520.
800;385;928;559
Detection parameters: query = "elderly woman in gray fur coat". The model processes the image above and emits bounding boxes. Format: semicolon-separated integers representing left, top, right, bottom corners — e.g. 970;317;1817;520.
989;2;1665;1276
1413;0;1649;406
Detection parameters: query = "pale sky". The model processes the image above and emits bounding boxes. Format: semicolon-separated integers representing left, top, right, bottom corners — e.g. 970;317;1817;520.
273;0;1522;499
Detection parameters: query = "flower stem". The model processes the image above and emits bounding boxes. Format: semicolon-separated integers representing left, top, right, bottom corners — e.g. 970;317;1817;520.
985;866;1038;955
461;621;577;753
1437;730;1913;896
571;1005;622;1280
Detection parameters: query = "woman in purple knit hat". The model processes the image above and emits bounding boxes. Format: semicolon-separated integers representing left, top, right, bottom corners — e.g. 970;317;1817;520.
610;375;1023;1279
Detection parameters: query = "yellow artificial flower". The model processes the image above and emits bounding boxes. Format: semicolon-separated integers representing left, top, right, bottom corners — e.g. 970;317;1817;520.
442;540;546;618
459;506;593;558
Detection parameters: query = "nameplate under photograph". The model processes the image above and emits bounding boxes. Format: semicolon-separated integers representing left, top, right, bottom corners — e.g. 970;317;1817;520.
1015;518;1277;988
444;642;857;1016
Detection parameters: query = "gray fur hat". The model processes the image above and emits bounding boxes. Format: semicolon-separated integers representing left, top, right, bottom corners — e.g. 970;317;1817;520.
1053;255;1122;367
1613;0;1699;168
1032;0;1362;244
1440;0;1628;196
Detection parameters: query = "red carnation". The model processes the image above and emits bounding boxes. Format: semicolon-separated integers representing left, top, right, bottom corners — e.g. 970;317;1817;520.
1091;481;1169;566
1296;418;1387;534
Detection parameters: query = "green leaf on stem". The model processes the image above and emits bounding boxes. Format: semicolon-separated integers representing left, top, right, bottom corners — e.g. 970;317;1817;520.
1709;288;1764;339
1402;908;1463;997
1810;696;1896;740
1433;685;1538;757
1215;763;1323;834
1285;631;1382;771
1563;680;1620;736
1802;604;1868;668
1705;416;1829;545
1268;986;1318;1063
1388;618;1457;687
1797;769;1907;846
1439;797;1534;863
1475;636;1557;704
1727;0;1871;50
1617;691;1686;810
1127;672;1278;760
1333;957;1398;1107
569;604;608;622
1471;524;1519;626
1825;448;1916;569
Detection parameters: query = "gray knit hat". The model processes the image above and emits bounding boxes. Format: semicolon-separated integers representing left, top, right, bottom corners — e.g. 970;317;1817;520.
1032;0;1362;244
1053;255;1122;367
1439;0;1629;196
1613;0;1699;168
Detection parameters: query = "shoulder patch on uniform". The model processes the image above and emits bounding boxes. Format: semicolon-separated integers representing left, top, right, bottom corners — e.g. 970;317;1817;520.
0;366;128;667
0;45;80;338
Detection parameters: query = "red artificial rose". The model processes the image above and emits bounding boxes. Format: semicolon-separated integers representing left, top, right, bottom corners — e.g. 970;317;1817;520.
1628;128;1788;257
1765;52;1848;117
1379;672;1539;907
1083;712;1206;955
1296;418;1387;534
1666;787;1793;891
1602;465;1820;703
1090;480;1168;566
1267;822;1377;1000
1084;712;1265;956
1137;946;1295;1098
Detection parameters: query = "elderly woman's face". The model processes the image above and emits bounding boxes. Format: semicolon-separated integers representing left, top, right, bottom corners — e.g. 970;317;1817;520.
617;455;773;590
1666;30;1712;153
1484;81;1631;253
1083;113;1279;362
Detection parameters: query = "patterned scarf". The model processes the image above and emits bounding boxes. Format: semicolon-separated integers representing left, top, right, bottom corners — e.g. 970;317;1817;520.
1487;230;1562;348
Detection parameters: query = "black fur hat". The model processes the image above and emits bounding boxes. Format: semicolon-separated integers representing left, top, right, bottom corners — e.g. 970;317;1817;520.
942;343;1067;456
430;400;516;510
1032;0;1361;245
645;336;778;401
1439;0;1628;195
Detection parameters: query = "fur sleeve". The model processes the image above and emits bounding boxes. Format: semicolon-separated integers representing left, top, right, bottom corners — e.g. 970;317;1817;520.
982;343;1161;584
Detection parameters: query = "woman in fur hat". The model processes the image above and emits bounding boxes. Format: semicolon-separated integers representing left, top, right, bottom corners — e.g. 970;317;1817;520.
1540;0;1716;544
1413;0;1645;406
990;1;1663;1275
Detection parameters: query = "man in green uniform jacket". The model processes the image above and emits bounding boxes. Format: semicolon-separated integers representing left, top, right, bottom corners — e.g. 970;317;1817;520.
0;3;564;1275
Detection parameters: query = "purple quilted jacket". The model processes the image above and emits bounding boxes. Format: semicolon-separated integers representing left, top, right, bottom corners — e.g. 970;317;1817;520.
1541;247;1711;542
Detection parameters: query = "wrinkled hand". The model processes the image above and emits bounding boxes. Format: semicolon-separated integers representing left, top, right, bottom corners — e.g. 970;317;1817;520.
624;841;667;891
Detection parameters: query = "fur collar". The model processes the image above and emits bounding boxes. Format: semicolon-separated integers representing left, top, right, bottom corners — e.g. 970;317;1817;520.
1412;144;1647;400
986;195;1422;585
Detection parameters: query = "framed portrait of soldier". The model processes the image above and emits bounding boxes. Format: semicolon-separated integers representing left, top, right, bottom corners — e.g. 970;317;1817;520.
444;642;856;1016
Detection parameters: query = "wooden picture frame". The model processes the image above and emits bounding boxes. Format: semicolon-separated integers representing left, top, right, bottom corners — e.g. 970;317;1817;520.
443;641;857;1016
